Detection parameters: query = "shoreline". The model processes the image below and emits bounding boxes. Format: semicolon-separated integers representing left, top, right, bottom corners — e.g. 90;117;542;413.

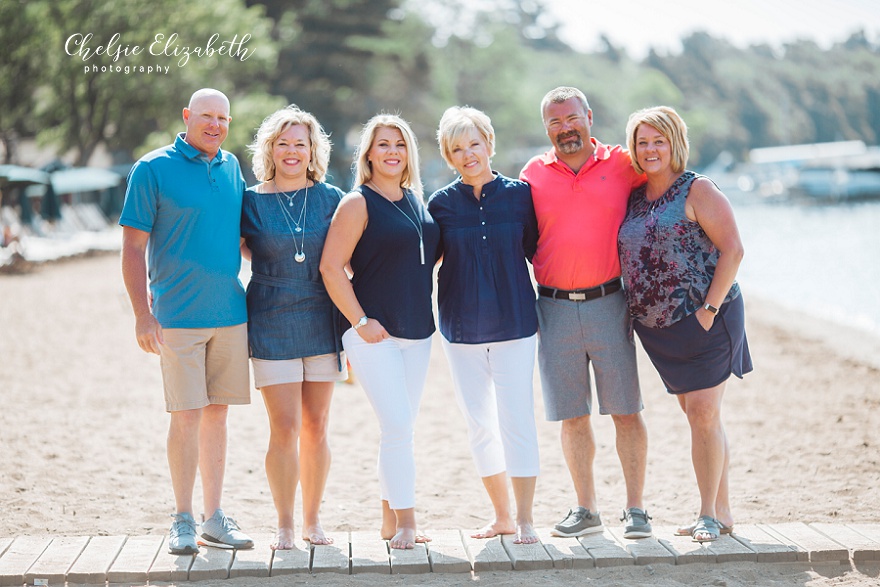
746;294;880;371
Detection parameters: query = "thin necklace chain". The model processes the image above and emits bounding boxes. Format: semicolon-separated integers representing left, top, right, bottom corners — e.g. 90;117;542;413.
368;181;425;265
272;183;309;263
273;179;307;230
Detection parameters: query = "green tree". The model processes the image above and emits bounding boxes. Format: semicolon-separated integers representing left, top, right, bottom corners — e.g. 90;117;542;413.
0;1;50;163
248;0;434;185
24;0;278;166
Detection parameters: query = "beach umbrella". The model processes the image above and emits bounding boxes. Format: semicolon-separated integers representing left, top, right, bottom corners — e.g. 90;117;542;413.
0;164;51;187
50;167;122;194
41;181;61;221
0;165;50;225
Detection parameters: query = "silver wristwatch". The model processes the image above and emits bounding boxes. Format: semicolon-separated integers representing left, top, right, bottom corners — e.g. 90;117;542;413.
353;315;369;330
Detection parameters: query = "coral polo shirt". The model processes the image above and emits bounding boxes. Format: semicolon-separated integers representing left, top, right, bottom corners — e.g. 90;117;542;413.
520;139;645;290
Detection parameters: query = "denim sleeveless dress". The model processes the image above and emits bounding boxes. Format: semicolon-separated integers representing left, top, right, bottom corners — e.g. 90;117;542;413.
241;182;344;360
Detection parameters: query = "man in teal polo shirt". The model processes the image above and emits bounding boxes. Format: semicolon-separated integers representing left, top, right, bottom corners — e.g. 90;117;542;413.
120;88;253;555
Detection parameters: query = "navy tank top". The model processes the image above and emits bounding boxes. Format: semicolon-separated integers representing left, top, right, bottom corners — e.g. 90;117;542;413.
348;185;441;339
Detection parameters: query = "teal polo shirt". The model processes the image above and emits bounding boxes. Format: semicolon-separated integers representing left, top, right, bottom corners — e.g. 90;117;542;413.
120;133;247;328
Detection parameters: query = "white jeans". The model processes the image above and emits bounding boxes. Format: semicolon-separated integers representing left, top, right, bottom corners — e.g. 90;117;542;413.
441;334;540;478
342;328;432;510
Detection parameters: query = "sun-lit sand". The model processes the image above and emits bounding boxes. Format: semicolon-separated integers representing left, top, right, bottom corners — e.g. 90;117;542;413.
1;252;878;586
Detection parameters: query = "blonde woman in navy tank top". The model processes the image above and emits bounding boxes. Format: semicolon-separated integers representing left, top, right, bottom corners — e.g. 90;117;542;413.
320;114;440;550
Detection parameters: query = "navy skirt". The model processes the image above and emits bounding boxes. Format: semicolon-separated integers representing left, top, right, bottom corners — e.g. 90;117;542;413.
633;294;753;394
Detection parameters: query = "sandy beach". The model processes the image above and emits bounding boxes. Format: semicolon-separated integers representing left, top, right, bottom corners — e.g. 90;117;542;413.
1;251;878;586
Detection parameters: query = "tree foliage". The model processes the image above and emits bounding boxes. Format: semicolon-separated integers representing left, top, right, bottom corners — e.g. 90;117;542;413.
1;0;878;183
2;0;278;166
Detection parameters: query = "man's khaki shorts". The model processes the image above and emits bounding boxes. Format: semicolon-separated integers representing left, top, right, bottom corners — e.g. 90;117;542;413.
159;323;250;412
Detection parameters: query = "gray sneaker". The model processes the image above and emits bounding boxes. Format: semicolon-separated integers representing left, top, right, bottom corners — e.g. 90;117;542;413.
168;512;199;555
199;509;254;549
621;507;653;539
550;507;604;537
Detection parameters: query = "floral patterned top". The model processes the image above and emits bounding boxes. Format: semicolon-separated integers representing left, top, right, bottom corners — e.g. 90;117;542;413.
617;171;740;329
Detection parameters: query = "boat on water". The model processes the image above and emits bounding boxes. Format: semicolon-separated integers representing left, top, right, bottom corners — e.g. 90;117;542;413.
707;141;880;204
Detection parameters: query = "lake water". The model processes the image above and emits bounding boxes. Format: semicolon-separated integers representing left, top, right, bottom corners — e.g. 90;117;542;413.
733;198;880;339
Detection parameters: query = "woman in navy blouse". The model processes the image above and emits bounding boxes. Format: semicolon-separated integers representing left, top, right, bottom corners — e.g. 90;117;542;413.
427;106;540;544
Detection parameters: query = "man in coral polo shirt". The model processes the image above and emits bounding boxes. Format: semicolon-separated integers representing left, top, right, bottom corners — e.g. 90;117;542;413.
520;86;651;540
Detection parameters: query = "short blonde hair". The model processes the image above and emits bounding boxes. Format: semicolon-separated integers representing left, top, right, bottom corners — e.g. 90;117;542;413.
625;106;689;175
249;105;331;182
436;106;496;170
353;114;422;197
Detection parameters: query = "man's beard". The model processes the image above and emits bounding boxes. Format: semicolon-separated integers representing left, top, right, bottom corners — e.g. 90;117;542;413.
555;131;583;154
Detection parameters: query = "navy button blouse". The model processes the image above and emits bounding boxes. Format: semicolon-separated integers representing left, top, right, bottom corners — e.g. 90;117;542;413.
427;173;538;344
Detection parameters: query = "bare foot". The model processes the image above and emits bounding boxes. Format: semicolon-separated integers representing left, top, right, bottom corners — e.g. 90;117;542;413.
471;519;515;539
271;527;296;550
381;503;396;541
382;529;431;542
390;527;416;550
303;522;333;545
513;522;539;544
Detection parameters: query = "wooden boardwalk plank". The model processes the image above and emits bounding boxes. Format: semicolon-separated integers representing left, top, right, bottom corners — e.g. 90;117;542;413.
847;524;880;560
500;534;553;570
577;529;634;567
147;537;193;582
653;528;715;565
606;528;675;566
706;535;756;563
106;535;163;584
811;523;880;562
25;536;90;584
425;530;470;573
757;524;809;562
848;524;880;544
188;544;234;581
0;536;52;587
763;523;848;563
535;528;593;569
228;533;273;578
309;531;349;574
269;540;310;576
350;531;389;574
729;524;799;563
462;535;511;572
389;543;429;574
66;535;126;584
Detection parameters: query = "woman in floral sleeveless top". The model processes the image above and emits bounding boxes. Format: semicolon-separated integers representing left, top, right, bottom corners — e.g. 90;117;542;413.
617;106;752;543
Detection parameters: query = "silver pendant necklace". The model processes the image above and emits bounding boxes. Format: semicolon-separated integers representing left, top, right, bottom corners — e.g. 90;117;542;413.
273;182;309;263
369;182;425;265
273;180;307;232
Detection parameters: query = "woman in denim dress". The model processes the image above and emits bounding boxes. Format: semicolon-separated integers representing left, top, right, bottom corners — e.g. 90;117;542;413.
241;106;347;549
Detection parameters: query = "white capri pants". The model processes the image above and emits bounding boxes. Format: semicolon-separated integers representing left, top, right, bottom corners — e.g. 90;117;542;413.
342;328;432;510
441;334;540;478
